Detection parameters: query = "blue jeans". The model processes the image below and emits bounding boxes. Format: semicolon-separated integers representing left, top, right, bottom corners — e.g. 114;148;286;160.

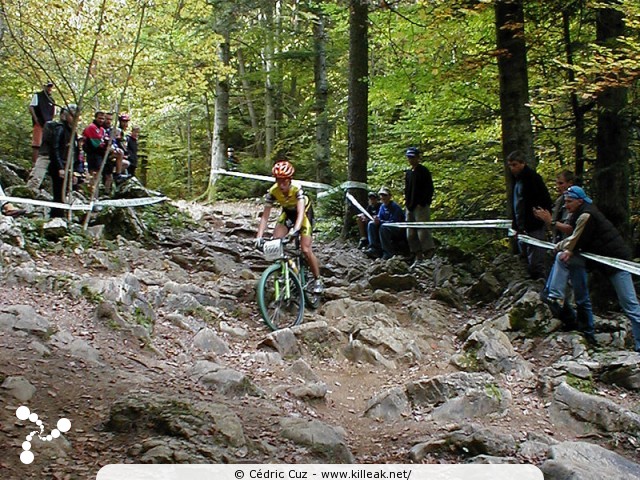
547;252;640;350
546;253;593;334
609;270;640;352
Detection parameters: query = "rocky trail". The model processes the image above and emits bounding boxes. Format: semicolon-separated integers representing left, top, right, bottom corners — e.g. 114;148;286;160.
1;199;639;480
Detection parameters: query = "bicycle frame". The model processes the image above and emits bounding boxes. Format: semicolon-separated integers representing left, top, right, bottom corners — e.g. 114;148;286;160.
258;237;306;330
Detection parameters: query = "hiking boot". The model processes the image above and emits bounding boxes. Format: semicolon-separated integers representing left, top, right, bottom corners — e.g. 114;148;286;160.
540;291;564;318
365;248;381;259
357;238;369;249
583;332;599;347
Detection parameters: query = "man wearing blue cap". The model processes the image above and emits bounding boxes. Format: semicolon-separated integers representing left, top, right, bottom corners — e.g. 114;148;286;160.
544;185;640;351
404;147;435;268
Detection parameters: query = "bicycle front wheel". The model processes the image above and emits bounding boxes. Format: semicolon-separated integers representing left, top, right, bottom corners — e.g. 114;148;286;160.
257;263;305;331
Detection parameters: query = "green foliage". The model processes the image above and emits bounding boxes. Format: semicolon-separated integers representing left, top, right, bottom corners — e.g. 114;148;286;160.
132;306;154;332
566;373;596;395
81;285;104;305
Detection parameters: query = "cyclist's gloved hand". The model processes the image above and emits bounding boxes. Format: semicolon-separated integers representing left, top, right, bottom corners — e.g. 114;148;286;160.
255;237;265;249
290;229;300;239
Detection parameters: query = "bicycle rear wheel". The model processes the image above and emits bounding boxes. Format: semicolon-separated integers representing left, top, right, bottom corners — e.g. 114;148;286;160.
257;263;305;331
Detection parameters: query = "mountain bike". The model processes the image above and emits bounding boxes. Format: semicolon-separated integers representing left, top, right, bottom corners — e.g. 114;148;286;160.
257;235;321;331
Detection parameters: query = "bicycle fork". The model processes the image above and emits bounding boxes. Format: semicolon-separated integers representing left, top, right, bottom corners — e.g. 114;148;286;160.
276;261;292;300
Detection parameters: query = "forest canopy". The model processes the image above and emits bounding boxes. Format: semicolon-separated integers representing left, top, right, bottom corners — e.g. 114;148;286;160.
0;0;639;243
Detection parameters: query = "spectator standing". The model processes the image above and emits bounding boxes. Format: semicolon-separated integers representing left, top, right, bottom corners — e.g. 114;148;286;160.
227;147;239;171
27;109;66;192
82;111;106;194
125;126;140;177
365;187;407;260
507;150;553;279
404;147;435;268
534;170;576;243
356;191;381;249
535;170;577;325
544;186;640;351
49;105;79;218
29;82;56;165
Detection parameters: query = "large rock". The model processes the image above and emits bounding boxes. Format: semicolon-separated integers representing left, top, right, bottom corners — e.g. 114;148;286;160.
258;328;300;357
550;382;640;434
467;272;503;303
2;376;36;402
280;418;354;463
42;217;69;241
594;351;640;391
322;298;398;327
106;393;246;461
343;339;396;369
452;327;533;379
93;206;146;240
0;304;52;336
192;328;230;354
406;372;511;422
364;387;411;421
541;441;640;479
410;424;518;461
0;217;26;248
188;360;258;396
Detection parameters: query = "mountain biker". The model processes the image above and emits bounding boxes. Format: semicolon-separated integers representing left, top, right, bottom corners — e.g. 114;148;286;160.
256;160;324;294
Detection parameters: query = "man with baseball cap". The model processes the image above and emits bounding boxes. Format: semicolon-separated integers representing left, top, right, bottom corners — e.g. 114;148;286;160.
543;185;640;351
364;187;407;260
404;146;435;268
29;81;56;165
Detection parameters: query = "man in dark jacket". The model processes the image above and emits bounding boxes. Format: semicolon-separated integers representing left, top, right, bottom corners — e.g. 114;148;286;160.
404;147;435;268
125;125;140;177
49;105;79;218
29;81;56;165
507;150;553;279
545;186;640;351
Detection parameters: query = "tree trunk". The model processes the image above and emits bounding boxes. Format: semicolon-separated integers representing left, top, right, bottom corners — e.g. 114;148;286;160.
495;0;534;225
238;48;264;159
313;9;332;185
594;4;629;236
207;28;231;202
263;0;276;163
187;110;192;197
561;8;589;180
342;0;369;239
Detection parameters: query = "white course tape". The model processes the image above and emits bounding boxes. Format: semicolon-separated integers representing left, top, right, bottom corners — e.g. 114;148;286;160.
340;180;369;190
95;196;168;208
213;168;370;198
0;195;167;211
345;192;374;221
0;195;91;211
212;168;333;191
389;219;512;229
511;230;640;276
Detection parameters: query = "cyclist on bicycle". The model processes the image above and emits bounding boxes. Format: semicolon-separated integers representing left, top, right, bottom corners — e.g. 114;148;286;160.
256;160;324;294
